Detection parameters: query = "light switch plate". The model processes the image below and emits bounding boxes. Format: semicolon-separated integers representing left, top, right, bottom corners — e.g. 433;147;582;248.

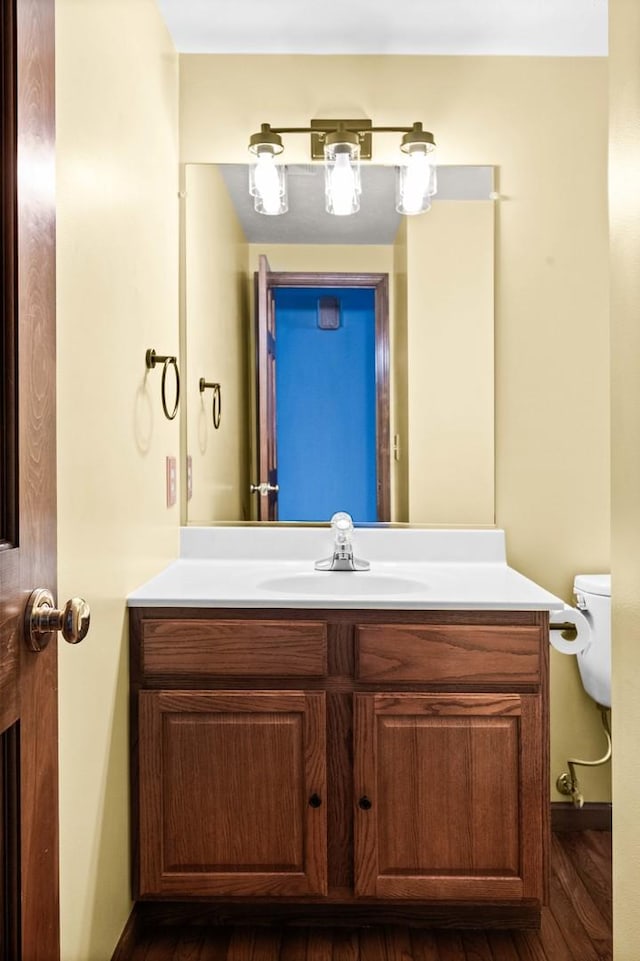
166;456;177;508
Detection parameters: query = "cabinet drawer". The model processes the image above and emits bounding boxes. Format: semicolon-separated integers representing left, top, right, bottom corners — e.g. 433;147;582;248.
356;623;541;685
142;619;327;678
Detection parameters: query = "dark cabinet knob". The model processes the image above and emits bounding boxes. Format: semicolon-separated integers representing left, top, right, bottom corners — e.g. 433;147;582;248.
358;795;372;810
309;793;322;808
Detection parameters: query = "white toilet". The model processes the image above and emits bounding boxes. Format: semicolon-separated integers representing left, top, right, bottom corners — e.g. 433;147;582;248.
573;573;612;708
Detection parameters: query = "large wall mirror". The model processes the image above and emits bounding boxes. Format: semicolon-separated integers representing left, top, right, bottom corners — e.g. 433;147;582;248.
181;162;495;527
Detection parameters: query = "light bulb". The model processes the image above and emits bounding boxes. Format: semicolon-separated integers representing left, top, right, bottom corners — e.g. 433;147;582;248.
396;148;436;216
325;143;360;216
249;148;287;216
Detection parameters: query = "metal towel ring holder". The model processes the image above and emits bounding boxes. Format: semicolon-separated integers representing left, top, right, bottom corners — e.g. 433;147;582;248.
146;348;180;420
199;378;221;429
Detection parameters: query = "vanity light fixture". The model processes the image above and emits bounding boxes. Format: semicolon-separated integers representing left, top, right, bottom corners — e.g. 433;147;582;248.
247;119;436;217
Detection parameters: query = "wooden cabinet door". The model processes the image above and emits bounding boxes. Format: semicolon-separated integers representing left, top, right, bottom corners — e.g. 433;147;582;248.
354;693;544;902
138;690;327;897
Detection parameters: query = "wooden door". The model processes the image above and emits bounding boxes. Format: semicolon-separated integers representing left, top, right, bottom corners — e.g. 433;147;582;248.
354;693;544;903
254;254;279;520
0;1;58;958
138;690;327;898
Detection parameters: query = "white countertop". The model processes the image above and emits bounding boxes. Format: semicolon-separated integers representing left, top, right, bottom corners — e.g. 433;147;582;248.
127;527;564;612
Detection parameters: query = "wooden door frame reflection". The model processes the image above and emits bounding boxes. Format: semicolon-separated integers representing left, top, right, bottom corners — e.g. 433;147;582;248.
255;268;390;522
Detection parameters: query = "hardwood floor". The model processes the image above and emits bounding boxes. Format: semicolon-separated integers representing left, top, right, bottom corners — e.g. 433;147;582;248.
120;831;612;961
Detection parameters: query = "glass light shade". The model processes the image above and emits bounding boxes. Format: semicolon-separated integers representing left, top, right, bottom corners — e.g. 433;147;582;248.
324;141;361;216
249;148;288;215
396;148;437;216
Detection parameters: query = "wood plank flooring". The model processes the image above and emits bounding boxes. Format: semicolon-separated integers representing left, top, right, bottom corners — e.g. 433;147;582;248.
121;831;611;961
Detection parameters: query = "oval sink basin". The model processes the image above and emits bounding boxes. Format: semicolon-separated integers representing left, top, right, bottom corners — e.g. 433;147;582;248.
258;572;427;596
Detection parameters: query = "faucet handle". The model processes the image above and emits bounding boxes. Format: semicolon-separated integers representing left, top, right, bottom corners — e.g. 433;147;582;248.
315;512;370;571
330;511;353;540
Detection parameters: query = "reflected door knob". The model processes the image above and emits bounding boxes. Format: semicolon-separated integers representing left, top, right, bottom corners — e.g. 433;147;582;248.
25;589;91;652
250;482;279;496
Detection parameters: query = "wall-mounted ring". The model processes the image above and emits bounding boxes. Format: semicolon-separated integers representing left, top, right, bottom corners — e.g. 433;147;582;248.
199;378;221;430
146;348;180;421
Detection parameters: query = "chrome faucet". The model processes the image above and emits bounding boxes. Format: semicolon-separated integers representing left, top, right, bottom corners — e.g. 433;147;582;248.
314;512;370;572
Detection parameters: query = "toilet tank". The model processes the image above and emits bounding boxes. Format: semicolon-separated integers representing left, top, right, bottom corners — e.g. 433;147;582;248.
573;574;611;708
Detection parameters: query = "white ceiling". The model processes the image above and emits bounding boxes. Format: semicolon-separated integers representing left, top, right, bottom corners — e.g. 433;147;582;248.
156;0;607;57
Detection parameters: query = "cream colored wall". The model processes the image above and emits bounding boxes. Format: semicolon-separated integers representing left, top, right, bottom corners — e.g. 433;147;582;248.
247;244;393;275
184;165;250;523
406;201;494;525
56;1;179;958
610;0;640;955
181;54;610;801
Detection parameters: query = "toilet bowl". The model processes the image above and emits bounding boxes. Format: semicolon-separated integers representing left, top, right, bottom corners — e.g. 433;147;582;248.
573;573;611;708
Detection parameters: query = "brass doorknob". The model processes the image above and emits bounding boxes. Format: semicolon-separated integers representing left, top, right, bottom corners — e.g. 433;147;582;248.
249;482;279;496
25;589;90;652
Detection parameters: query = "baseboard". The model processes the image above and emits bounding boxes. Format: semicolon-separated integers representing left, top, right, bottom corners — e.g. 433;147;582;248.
134;899;541;930
110;907;140;961
551;801;612;832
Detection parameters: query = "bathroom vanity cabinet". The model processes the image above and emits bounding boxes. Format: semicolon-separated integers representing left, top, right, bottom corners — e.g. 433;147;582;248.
129;607;549;928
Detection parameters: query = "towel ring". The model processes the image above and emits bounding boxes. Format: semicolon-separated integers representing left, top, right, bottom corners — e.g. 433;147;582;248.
146;348;180;421
199;378;221;429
